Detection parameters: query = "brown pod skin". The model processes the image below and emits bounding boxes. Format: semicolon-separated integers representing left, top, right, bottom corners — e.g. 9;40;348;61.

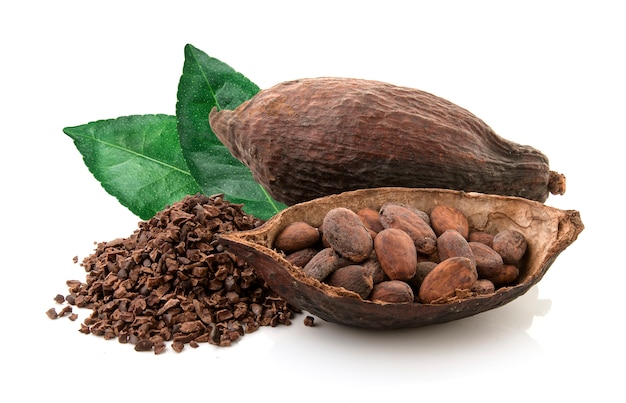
370;280;415;303
436;229;475;267
379;203;437;255
323;207;373;263
492;229;528;265
209;77;566;206
430;206;469;239
303;248;351;281
469;242;504;279
274;221;319;252
418;257;478;304
374;228;418;281
325;265;374;299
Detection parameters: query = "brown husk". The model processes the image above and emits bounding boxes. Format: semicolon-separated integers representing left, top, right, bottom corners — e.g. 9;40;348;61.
218;187;583;329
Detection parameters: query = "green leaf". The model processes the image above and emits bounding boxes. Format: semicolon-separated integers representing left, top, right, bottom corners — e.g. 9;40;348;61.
176;44;287;220
63;114;202;220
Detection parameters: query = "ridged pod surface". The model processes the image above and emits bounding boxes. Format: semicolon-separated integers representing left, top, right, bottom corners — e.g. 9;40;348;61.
209;77;566;206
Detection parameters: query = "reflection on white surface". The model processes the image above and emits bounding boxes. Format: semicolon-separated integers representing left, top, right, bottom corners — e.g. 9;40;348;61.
264;286;549;387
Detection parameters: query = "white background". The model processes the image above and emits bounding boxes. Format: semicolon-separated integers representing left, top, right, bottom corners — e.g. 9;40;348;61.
1;1;623;402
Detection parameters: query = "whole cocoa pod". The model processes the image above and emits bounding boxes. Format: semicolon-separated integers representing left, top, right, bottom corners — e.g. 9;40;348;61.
209;77;566;206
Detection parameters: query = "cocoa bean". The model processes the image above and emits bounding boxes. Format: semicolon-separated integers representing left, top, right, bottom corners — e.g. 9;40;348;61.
418;257;478;304
469;242;504;279
285;247;318;268
322;207;373;263
357;207;385;233
436;229;475;266
379;203;436;255
370;280;415;303
302;248;351;281
472;279;495;295
374;228;418;281
430;205;469;239
487;264;520;286
468;231;494;247
274;221;319;252
325;265;374;299
492;229;528;265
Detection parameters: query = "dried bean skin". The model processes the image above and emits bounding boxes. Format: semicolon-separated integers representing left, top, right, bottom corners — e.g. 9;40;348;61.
209;77;566;206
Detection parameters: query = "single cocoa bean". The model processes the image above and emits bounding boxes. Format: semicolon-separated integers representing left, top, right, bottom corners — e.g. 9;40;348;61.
325;265;374;299
418;257;478;304
430;205;469;239
472;279;495;295
285;247;318;268
323;207;373;262
409;261;438;289
274;221;320;252
361;254;388;284
469;242;504;279
369;280;415;303
302;248;351;281
468;231;494;247
492;229;528;265
486;264;520;286
379;203;436;255
357;207;385;233
374;228;418;281
436;229;475;266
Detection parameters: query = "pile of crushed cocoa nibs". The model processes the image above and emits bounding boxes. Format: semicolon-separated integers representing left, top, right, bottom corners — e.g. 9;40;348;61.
47;193;300;354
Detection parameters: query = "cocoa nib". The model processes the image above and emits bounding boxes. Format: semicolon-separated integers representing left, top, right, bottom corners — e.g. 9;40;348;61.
54;194;298;353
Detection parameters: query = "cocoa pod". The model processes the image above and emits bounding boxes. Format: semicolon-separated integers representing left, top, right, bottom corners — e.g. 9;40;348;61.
379;203;436;255
218;188;584;329
209;77;566;206
418;257;478;304
274;221;319;252
373;228;418;281
322;207;373;263
370;280;415;304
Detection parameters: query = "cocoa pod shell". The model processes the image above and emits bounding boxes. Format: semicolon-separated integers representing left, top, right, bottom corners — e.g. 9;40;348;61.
209;77;566;206
218;188;583;329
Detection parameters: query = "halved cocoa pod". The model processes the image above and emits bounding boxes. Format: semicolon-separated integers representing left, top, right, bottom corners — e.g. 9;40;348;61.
218;188;584;329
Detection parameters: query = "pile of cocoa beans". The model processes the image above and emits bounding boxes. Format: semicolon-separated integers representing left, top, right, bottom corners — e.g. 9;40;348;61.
273;203;527;304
